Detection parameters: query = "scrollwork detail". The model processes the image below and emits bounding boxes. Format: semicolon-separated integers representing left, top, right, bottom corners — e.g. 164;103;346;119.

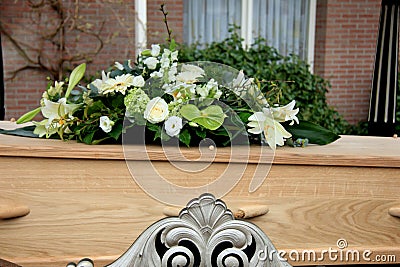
102;193;292;267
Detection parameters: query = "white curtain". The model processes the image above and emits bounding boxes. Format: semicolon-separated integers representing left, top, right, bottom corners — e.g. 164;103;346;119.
184;0;311;60
252;0;310;59
183;0;242;44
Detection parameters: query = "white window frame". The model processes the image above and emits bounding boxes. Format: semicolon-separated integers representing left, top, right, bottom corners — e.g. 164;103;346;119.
135;0;147;56
307;0;316;72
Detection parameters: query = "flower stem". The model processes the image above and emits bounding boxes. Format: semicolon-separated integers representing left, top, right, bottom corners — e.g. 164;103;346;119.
159;3;172;43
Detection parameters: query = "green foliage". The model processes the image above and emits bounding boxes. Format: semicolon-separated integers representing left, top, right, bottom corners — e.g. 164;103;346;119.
178;27;352;135
285;120;340;145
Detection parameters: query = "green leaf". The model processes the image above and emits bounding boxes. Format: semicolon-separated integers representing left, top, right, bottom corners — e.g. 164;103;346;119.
0;125;38;138
123;60;133;71
65;63;86;99
179;128;191;147
193;105;225;130
141;49;151;57
91;137;111;145
111;94;125;108
82;131;95;144
89;83;99;97
160;130;171;142
109;122;123;140
180;104;225;130
180;104;201;121
16;107;41;124
87;100;106;115
169;39;177;51
147;123;162;141
238;112;252;123
195;127;206;139
285;120;340;145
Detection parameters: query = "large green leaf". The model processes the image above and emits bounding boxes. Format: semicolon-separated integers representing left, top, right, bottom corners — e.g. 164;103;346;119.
65;63;86;99
180;104;201;121
285;120;340;145
0;125;38;138
180;104;225;130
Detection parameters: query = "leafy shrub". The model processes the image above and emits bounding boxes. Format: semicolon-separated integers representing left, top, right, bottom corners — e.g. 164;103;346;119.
178;28;353;134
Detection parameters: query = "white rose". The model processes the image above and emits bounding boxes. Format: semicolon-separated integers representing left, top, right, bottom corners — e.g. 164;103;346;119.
144;97;169;124
164;116;183;137
132;75;145;87
99;116;114;133
151;44;161;57
144;57;159;70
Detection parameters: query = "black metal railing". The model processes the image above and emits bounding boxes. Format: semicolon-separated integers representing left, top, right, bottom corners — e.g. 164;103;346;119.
368;0;400;136
0;33;4;120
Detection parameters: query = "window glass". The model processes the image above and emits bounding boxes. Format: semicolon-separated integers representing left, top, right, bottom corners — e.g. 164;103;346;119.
184;0;312;61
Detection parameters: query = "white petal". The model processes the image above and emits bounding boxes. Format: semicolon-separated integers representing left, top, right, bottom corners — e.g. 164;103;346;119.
248;127;263;135
248;112;266;122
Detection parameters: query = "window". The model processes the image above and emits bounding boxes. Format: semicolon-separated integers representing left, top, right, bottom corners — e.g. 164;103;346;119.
183;0;242;44
183;0;316;68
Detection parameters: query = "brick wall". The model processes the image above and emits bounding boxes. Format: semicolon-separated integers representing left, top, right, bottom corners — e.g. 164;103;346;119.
314;0;382;124
1;0;136;120
0;0;183;120
147;0;184;45
0;0;383;125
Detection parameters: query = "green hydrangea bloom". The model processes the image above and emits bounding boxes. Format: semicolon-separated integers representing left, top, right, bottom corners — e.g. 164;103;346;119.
124;88;150;125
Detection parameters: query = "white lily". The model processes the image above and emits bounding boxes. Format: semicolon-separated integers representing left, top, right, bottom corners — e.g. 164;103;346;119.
42;98;80;124
247;108;292;150
165;82;196;101
35;98;80;138
272;100;299;125
114;61;124;70
33;120;57;137
90;70;110;92
176;64;205;83
232;70;254;88
47;81;65;97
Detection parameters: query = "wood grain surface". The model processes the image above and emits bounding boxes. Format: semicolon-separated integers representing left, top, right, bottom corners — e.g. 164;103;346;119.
1;121;400;168
0;121;399;266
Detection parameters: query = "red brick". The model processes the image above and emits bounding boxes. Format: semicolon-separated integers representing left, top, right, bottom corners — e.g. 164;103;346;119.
315;0;381;124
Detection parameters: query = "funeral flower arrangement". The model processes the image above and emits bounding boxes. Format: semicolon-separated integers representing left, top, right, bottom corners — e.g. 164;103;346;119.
15;40;335;149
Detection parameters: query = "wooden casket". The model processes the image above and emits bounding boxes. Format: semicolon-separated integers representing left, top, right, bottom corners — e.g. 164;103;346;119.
0;121;399;266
